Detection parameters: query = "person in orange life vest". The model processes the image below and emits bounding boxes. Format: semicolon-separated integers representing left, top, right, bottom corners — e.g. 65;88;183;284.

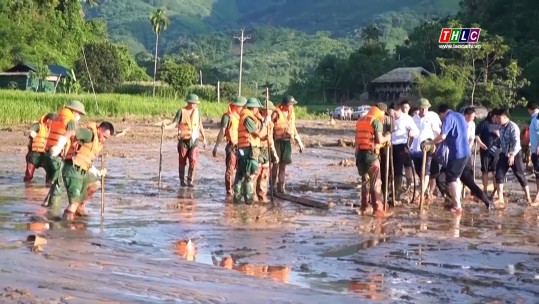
24;112;56;183
355;105;392;217
521;120;531;170
61;122;114;220
168;94;207;187
212;96;248;196
270;95;304;193
43;100;86;208
233;97;264;204
254;98;280;203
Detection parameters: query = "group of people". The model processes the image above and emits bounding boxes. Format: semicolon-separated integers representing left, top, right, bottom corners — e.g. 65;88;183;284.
24;100;115;220
165;93;304;205
355;98;539;217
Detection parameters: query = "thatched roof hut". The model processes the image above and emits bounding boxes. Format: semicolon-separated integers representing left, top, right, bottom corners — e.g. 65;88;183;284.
370;67;432;102
371;67;431;84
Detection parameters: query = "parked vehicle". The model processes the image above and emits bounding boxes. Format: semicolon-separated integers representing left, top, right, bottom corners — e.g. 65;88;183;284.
351;105;371;120
330;106;352;119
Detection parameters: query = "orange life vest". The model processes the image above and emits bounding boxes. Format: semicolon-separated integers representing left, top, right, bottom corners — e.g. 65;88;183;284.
73;123;102;171
177;107;200;140
31;114;51;153
355;106;385;152
224;105;240;145
273;106;296;141
45;107;75;154
521;125;530;146
238;108;261;148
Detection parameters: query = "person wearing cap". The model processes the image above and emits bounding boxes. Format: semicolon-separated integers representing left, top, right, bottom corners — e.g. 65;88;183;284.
270;95;304;193
233;97;264;204
212;96;247;196
355;105;392;217
410;98;442;202
60;121;115;220
24;112;56;183
255;98;280;202
43;100;86;208
170;94;207;187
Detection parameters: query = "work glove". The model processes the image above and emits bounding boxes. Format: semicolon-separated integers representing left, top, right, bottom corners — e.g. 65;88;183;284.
30;131;37;138
89;166;107;177
50;145;63;157
262;114;271;127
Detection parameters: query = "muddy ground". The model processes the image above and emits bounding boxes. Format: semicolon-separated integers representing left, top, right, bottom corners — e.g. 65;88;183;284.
1;118;539;303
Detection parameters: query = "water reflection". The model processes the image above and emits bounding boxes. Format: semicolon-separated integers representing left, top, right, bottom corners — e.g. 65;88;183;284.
218;256;291;283
348;273;385;300
175;239;196;261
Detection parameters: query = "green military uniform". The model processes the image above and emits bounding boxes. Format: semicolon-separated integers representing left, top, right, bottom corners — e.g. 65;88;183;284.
27;124;46;167
356;119;383;175
62;128;99;204
45;100;86;208
233;98;262;204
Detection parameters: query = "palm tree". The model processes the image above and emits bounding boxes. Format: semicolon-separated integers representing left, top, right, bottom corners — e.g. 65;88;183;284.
150;8;170;97
360;25;382;43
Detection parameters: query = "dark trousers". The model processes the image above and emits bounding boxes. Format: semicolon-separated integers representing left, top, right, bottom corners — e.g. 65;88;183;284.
437;158;491;207
392;144;412;178
495;152;527;187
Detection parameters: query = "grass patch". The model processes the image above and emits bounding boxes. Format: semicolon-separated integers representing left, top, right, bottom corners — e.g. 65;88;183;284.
0;90;328;125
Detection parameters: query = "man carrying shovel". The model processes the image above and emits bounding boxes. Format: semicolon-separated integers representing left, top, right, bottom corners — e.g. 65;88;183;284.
43;100;86;208
61;121;115;220
212;96;247;196
169;94;207;187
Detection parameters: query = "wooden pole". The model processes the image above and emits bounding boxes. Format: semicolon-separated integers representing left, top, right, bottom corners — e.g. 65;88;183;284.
390;117;396;205
419;148;428;213
158;122;165;188
265;87;273;203
384;145;390;211
100;153;106;217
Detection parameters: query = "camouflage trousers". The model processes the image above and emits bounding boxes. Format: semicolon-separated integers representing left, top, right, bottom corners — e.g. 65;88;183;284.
358;159;383;212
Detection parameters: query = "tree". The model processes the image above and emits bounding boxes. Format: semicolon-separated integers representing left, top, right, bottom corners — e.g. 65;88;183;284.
150;8;170;97
415;74;465;108
360;25;382;43
75;42;124;93
159;59;197;97
31;64;51;92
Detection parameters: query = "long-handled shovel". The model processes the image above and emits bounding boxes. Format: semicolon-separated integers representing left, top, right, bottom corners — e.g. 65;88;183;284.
384;144;390;211
158;122;165;189
265;88;274;204
419;148;428;213
100;153;106;217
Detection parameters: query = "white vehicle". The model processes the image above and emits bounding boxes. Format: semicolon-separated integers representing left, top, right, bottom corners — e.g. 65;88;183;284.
351;105;371;120
330;106;351;119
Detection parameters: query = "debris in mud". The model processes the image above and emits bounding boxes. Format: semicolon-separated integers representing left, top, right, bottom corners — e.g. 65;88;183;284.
218;256;292;283
26;235;47;252
1;127;13;132
337;159;354;167
27;221;50;232
308;140;323;148
0;287;33;301
175;239;196;261
337;138;354;147
104;150;134;158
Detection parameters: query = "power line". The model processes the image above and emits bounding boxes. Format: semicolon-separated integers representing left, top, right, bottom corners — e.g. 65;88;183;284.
233;28;251;96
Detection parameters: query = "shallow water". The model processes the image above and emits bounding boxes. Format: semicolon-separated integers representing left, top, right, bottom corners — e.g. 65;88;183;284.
1;133;539;303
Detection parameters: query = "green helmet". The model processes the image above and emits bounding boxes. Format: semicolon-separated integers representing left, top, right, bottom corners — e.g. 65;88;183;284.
65;100;86;115
186;94;200;104
281;95;297;105
260;99;276;110
230;96;247;106
245;97;261;108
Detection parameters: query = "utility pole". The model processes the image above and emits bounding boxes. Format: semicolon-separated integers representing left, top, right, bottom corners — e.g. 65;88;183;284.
233;28;251;96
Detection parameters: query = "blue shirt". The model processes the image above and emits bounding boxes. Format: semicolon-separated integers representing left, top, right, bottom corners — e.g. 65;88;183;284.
441;110;471;160
530;111;539;152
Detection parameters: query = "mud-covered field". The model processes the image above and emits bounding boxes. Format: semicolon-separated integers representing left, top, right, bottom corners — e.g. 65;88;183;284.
1;118;538;303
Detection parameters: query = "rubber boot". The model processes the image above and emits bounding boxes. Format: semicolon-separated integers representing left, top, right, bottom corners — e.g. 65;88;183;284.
271;164;278;191
394;176;403;201
277;163;286;193
245;178;255;204
179;166;186;187
233;180;243;204
187;166;196;187
24;161;36;182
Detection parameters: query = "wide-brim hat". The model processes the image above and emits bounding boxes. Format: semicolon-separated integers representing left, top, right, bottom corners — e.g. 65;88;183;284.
65;100;86;115
186;94;200;104
230;96;247;106
376;102;388;113
245;97;262;108
260;99;276;110
281;95;298;105
417;98;431;109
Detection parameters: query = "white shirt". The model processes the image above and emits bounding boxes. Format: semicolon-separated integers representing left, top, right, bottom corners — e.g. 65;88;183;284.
411;111;442;153
392;113;419;145
467;120;475;147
